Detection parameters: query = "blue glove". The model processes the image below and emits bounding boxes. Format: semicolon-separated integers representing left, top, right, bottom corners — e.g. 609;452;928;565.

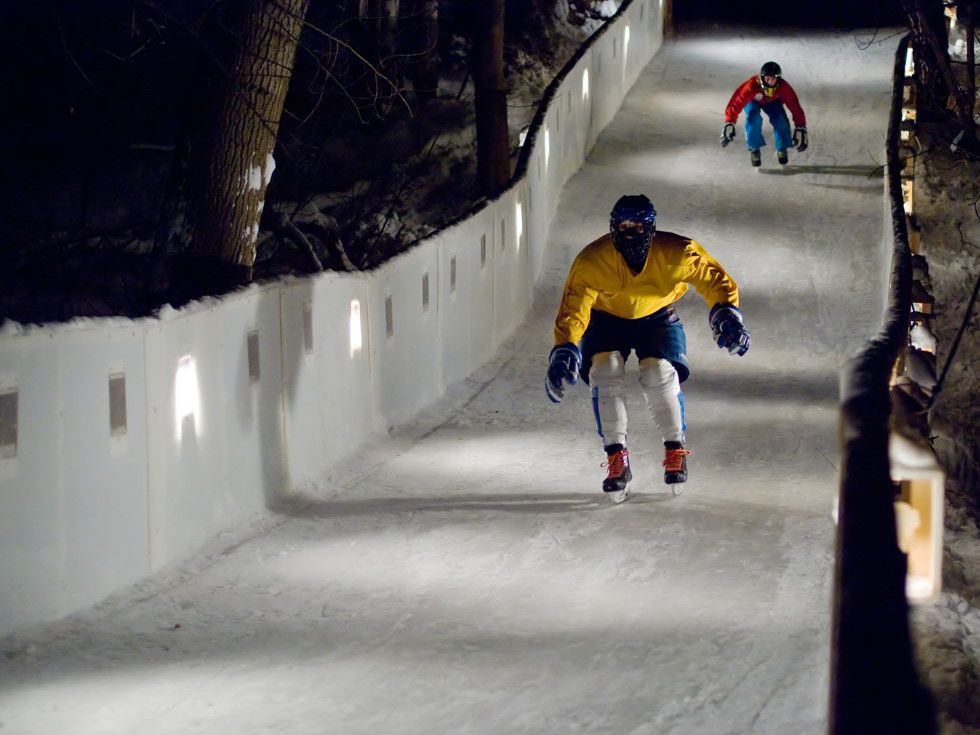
793;126;808;152
546;343;582;403
720;122;736;148
709;305;750;356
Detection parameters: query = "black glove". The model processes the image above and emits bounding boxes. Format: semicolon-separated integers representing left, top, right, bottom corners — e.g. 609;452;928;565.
793;126;808;152
709;305;750;357
546;343;582;403
720;122;736;148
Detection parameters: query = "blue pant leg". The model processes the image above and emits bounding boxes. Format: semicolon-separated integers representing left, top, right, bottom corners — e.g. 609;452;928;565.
743;101;766;151
764;103;792;151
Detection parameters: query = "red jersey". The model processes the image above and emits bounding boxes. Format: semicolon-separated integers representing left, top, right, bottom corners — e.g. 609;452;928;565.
724;76;806;127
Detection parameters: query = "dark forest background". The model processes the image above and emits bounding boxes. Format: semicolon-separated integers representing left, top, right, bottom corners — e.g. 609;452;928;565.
1;0;620;323
0;0;950;325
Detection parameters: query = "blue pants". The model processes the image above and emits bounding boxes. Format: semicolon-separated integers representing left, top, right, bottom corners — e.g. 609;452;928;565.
744;101;792;152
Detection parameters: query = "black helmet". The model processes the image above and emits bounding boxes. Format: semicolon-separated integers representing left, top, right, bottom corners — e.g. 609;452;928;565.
609;194;657;270
759;61;782;88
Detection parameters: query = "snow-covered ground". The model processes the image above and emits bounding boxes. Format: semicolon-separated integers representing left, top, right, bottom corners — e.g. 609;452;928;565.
0;28;902;735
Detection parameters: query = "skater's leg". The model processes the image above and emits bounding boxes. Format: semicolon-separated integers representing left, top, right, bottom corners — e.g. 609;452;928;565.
639;359;691;485
638;357;685;444
744;101;766;151
635;313;692;485
591;351;632;498
589;351;628;449
764;103;793;151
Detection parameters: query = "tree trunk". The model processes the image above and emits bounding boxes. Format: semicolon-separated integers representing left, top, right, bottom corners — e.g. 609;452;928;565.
469;0;510;196
901;0;944;121
190;0;310;279
964;0;977;144
360;0;401;118
402;0;439;100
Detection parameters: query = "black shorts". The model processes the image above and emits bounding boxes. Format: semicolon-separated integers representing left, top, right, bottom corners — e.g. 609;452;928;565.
580;307;690;384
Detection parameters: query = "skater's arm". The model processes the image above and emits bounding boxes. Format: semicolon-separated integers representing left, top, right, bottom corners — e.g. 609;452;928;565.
678;240;740;310
779;81;807;127
685;242;749;356
553;264;599;345
724;78;756;123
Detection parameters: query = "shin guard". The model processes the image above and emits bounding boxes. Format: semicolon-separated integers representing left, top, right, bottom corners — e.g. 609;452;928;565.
589;351;628;448
639;357;685;444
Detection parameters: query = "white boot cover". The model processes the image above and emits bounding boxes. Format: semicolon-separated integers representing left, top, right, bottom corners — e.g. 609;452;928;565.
589;351;628;448
638;357;685;443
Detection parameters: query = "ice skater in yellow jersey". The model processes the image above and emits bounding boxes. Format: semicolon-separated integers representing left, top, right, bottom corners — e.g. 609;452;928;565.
545;194;750;502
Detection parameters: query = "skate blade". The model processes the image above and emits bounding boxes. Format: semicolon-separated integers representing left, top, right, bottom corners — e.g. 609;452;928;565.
606;488;631;504
670;483;686;497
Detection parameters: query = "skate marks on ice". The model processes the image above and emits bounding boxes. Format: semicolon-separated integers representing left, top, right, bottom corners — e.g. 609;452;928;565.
757;163;884;178
277;491;607;519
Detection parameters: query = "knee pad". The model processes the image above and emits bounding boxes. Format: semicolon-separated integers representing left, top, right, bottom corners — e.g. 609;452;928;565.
589;351;627;397
638;357;678;393
639;357;685;443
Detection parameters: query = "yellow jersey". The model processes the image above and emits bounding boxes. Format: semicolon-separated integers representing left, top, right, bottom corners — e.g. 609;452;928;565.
553;230;740;345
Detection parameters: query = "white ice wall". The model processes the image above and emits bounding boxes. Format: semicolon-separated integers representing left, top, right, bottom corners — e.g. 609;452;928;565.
0;0;663;635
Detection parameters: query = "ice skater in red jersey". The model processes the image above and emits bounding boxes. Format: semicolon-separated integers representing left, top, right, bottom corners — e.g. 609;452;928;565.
720;61;808;168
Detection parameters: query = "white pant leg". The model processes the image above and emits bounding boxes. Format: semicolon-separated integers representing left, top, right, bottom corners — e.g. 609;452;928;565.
638;357;685;444
589;351;628;448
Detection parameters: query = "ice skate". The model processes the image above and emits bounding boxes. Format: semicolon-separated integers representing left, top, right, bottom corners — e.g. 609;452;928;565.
776;149;788;165
602;446;632;503
749;149;761;168
663;442;692;490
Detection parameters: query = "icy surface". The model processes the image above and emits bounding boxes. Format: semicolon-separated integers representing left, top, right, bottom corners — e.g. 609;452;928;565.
0;29;899;734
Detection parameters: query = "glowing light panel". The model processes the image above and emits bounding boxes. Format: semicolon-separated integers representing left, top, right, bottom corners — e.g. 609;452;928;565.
174;354;200;440
349;299;362;356
622;26;631;83
515;202;524;246
582;69;589;100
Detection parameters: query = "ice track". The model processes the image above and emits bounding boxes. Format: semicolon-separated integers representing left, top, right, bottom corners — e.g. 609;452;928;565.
0;27;897;735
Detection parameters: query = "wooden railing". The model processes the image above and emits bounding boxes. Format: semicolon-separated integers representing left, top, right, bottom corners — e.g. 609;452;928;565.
828;35;940;735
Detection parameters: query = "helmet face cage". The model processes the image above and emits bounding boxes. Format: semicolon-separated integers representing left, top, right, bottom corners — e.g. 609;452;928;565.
609;195;657;267
759;61;782;89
